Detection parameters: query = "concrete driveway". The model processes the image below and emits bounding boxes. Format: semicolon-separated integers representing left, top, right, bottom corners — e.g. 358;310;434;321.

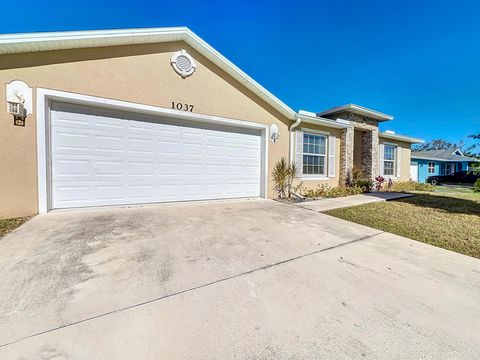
1;200;479;359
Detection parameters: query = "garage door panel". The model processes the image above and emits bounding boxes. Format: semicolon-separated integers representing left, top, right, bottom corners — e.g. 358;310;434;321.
53;183;92;205
206;146;224;157
127;185;156;201
243;148;261;158
154;129;182;142
157;142;184;155
128;137;155;155
50;102;263;209
205;185;226;195
183;183;204;196
94;134;125;154
53;158;92;179
51;130;91;154
52;114;92;130
157;183;181;194
156;163;182;175
96;120;124;132
205;164;224;175
58;158;126;180
183;145;204;157
183;162;204;175
95;185;126;202
95;159;124;175
127;160;155;176
127;121;154;133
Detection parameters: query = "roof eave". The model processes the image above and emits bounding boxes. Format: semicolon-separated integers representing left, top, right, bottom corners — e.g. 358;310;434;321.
296;113;351;129
379;132;424;144
0;27;297;120
317;103;393;122
411;154;479;162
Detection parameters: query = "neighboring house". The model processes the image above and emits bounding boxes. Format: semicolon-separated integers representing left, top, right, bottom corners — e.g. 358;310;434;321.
0;27;423;218
410;149;479;183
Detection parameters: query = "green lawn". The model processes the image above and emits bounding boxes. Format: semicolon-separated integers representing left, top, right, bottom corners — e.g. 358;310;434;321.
0;216;32;237
325;188;480;259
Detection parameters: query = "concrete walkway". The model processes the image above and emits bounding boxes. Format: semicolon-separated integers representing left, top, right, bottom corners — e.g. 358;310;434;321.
296;192;413;212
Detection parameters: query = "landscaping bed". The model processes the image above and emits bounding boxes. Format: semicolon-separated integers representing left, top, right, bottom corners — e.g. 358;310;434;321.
0;217;32;237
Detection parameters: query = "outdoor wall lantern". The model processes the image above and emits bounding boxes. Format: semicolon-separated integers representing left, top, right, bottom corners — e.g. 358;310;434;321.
7;92;26;126
6;80;32;127
270;123;280;143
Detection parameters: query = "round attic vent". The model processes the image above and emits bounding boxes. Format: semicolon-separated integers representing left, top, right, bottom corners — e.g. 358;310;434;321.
176;55;192;71
171;50;196;78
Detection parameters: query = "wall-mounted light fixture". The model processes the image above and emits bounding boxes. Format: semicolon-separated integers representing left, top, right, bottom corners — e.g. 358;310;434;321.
270;123;280;143
7;92;26;126
6;80;32;127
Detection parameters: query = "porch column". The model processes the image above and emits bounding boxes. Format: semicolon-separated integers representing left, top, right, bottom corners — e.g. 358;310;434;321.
339;126;354;185
361;130;379;179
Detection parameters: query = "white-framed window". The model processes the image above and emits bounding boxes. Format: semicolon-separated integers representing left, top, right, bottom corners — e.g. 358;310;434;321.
302;132;327;175
383;145;396;176
428;161;435;174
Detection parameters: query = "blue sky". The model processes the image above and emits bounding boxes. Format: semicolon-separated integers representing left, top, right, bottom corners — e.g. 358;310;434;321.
2;0;479;146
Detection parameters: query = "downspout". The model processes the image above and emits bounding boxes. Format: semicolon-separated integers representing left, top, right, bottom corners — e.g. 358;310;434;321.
289;114;302;164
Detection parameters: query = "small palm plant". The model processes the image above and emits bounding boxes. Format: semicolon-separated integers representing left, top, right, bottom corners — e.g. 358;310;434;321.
272;157;298;199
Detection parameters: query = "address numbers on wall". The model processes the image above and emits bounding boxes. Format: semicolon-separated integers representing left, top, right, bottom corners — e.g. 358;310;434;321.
171;102;194;112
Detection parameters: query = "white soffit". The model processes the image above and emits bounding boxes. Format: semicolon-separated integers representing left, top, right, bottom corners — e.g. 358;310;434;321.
379;132;424;144
296;112;351;129
317;103;393;121
0;27;296;120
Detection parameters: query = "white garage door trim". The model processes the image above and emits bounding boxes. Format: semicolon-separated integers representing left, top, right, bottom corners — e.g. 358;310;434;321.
36;88;269;213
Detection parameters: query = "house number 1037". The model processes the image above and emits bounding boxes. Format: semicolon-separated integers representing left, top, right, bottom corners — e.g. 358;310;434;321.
171;102;194;112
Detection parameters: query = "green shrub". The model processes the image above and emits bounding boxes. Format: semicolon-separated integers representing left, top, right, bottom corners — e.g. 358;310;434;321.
301;187;320;198
356;179;374;192
345;167;364;187
299;185;322;198
301;181;435;197
389;181;435;192
272;157;298;198
473;179;480;193
300;184;363;198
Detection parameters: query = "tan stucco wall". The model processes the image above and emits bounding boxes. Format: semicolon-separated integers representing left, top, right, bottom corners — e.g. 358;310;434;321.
379;138;412;181
292;124;342;192
0;42;292;218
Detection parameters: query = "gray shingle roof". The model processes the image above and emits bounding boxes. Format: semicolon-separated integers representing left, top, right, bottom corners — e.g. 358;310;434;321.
411;149;478;162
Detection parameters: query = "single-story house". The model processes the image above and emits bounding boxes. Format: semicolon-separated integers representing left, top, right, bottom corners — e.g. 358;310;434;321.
410;149;479;183
0;27;423;218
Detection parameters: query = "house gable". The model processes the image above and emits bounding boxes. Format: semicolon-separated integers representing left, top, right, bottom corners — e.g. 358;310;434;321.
0;27;295;121
0;35;295;217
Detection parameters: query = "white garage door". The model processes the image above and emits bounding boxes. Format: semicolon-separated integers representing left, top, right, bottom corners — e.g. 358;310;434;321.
50;102;263;209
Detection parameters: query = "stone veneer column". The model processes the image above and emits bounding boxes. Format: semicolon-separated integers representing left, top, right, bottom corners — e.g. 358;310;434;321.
361;130;379;179
322;111;380;183
339;126;354;185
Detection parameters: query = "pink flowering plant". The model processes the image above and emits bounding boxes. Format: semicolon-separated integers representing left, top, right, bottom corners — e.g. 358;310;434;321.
374;175;385;191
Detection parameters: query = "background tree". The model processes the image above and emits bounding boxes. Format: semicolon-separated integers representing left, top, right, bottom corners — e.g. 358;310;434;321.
466;133;480;158
467;132;480;173
414;139;463;152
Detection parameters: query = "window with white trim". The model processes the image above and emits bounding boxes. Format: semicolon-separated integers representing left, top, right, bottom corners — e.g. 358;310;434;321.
428;161;435;174
302;133;327;175
383;145;396;176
